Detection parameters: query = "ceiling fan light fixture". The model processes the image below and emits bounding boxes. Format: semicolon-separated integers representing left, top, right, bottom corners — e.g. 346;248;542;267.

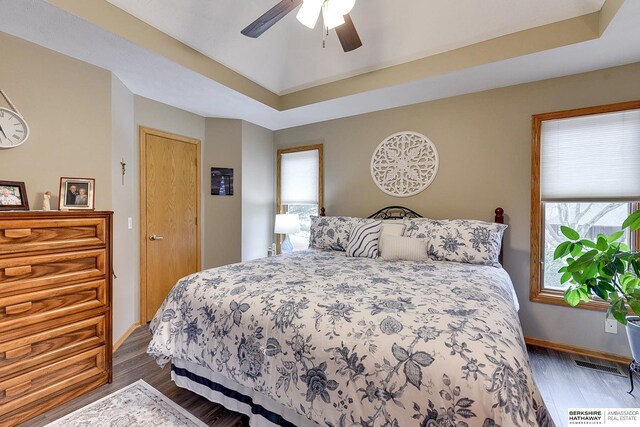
296;0;323;29
322;3;345;30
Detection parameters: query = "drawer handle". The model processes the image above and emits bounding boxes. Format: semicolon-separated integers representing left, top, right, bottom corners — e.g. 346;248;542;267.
5;380;31;397
4;229;32;238
5;344;32;360
4;265;32;277
5;302;33;315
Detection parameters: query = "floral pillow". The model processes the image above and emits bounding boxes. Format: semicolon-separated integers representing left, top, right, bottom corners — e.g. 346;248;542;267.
402;218;434;239
309;216;362;251
404;218;507;266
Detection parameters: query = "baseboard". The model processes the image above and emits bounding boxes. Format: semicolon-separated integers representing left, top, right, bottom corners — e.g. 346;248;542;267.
113;322;141;353
524;336;632;365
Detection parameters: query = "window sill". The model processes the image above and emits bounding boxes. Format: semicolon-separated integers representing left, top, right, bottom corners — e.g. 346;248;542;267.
530;289;611;312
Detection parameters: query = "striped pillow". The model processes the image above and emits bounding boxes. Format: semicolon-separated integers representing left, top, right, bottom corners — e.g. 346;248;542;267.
346;220;383;258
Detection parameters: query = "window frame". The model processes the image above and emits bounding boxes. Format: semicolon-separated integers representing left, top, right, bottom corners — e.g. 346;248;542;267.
276;144;324;253
530;100;640;310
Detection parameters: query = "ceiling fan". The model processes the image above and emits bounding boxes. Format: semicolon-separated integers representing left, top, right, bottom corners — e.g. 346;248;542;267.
241;0;363;52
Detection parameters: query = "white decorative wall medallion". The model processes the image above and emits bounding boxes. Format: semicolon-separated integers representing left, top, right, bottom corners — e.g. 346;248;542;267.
370;131;439;197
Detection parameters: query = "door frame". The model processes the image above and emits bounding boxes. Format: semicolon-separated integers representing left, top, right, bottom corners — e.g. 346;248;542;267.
139;126;202;324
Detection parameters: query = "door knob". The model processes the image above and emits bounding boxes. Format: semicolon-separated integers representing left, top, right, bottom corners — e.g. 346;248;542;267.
149;234;164;241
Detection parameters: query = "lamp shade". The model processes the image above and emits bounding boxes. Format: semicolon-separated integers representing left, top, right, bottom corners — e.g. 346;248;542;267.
274;214;301;234
296;0;323;29
322;3;345;29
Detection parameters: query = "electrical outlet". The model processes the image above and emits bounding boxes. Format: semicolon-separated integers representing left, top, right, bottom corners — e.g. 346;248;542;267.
127;217;133;230
605;318;618;334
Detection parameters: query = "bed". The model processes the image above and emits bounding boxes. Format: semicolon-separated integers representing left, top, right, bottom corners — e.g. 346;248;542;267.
148;207;554;427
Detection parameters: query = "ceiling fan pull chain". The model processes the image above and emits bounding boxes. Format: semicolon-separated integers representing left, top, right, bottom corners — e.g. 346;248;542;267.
0;90;22;116
323;24;328;48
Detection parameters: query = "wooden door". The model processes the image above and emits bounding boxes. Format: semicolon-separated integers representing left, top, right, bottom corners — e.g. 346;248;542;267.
140;128;201;323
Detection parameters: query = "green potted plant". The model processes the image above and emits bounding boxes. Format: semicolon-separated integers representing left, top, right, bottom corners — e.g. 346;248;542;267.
554;209;640;362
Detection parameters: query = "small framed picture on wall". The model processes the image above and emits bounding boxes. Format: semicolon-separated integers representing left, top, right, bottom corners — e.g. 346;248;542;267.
0;180;29;211
211;167;234;196
59;177;95;210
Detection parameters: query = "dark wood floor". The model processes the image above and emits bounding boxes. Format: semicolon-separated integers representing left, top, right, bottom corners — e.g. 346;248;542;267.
19;327;640;427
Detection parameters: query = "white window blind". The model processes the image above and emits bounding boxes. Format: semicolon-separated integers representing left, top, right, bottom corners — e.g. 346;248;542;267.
281;149;319;204
541;109;640;201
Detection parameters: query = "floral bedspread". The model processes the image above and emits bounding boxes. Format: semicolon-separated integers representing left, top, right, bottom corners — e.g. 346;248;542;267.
148;250;553;427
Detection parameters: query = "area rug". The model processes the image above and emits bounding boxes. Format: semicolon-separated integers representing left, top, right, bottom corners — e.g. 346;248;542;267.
45;380;208;427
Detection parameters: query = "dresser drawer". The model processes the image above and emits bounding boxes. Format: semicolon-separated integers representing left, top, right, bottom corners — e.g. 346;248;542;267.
0;279;106;333
0;249;106;295
0;217;106;256
0;315;105;379
0;346;106;416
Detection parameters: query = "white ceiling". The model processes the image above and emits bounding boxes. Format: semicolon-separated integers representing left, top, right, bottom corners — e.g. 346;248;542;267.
1;0;640;130
104;0;606;94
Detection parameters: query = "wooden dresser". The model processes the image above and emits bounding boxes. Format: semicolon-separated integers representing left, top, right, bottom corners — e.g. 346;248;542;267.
0;211;113;426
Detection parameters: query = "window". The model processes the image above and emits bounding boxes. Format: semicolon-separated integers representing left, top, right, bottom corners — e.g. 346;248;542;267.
277;145;323;252
531;101;640;309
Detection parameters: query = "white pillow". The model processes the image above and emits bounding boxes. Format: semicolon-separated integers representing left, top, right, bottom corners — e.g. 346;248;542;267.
379;221;406;256
380;235;428;261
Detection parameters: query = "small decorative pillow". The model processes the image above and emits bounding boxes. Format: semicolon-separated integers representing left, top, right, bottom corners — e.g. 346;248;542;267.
309;216;362;251
378;220;406;256
426;219;507;266
380;235;428;261
346;220;383;258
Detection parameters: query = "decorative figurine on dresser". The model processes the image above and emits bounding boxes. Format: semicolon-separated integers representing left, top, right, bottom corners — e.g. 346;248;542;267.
0;210;113;425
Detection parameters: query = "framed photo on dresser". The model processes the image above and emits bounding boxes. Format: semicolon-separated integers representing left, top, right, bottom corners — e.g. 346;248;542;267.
0;180;29;211
59;177;95;210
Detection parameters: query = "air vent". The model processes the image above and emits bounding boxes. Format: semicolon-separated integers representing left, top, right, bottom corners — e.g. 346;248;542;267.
572;359;626;377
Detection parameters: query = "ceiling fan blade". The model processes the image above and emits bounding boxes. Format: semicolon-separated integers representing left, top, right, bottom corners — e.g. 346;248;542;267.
335;14;362;52
241;0;303;38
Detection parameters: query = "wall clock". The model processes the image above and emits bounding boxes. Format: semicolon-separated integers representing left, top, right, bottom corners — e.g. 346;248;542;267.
370;131;439;197
0;90;29;149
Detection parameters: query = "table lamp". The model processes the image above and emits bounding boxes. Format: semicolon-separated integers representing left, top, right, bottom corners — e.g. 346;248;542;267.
274;213;300;254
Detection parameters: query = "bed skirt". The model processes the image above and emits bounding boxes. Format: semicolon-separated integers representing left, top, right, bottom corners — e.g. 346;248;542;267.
171;359;319;427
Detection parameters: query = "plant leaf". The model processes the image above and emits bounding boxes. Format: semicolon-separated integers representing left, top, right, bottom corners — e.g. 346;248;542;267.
560;226;580;240
628;298;640;316
607;231;625;243
570;243;583;257
611;299;628;325
554;242;571;260
623;210;640;229
564;289;581;306
580;239;598;249
596;236;608;251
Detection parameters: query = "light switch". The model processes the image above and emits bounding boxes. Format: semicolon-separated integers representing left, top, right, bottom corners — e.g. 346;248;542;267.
128;217;133;230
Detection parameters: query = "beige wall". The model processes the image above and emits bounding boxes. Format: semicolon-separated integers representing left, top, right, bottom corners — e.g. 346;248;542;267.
242;121;275;261
0;32;112;210
111;75;136;341
204;118;243;268
275;61;640;358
